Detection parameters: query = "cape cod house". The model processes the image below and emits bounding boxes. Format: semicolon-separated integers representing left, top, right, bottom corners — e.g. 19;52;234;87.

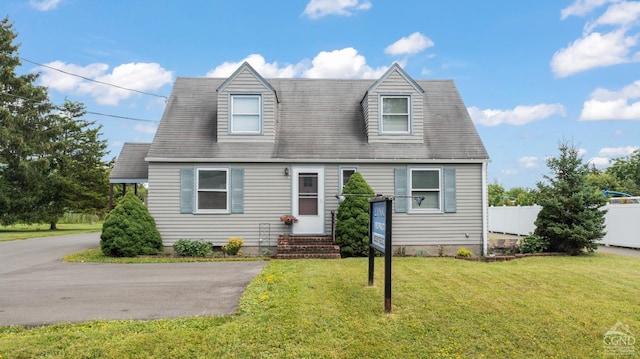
110;62;490;256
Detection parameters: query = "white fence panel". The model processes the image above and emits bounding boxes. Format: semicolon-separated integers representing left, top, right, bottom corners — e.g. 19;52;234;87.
488;205;540;236
488;204;640;249
602;204;640;248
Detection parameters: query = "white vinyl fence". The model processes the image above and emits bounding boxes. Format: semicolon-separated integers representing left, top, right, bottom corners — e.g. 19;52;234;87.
489;203;640;248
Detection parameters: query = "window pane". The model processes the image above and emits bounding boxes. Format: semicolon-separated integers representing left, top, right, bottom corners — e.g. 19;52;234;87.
198;192;227;210
233;115;260;132
412;170;439;189
233;96;259;114
383;97;408;114
411;191;439;209
199;170;226;190
342;169;355;186
383;115;409;132
299;197;318;215
298;173;318;194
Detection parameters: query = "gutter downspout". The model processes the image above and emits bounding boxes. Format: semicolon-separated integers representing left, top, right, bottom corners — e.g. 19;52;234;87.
481;161;489;256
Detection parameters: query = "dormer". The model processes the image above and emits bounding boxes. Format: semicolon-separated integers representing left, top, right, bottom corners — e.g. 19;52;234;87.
216;62;278;143
362;63;424;143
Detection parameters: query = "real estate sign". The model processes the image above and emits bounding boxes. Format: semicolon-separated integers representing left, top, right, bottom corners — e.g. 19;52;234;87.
368;196;393;313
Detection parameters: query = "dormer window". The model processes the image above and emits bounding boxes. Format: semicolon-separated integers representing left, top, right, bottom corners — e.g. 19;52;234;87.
380;95;410;134
231;94;262;134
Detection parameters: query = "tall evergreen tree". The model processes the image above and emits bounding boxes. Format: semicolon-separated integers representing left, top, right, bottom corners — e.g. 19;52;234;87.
0;17;56;225
0;18;111;228
534;141;607;255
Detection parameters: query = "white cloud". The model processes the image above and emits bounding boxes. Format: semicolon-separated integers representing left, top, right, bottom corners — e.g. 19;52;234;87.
302;48;387;78
37;61;173;106
580;80;640;120
207;48;387;80
587;157;612;166
134;123;158;134
384;32;434;56
206;54;300;78
519;156;540;168
29;0;62;11
550;30;638;78
467;103;566;126
560;0;621;19
578;148;589;157
597;145;640;157
585;1;640;31
501;169;519;175
303;0;371;19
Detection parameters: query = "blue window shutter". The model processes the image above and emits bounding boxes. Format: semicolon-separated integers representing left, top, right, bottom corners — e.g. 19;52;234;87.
230;168;244;214
444;167;457;213
394;167;408;213
180;167;194;214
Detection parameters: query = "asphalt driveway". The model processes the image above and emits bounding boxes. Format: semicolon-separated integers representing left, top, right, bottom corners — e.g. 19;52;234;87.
0;233;266;326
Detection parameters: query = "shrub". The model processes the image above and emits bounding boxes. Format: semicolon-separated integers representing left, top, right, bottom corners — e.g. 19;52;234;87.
335;172;375;257
173;239;212;257
456;247;473;257
223;237;244;255
100;192;163;257
518;234;549;254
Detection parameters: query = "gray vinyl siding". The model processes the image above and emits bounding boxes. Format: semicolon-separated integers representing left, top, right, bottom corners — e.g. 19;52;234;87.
149;162;483;248
364;70;424;144
217;67;276;143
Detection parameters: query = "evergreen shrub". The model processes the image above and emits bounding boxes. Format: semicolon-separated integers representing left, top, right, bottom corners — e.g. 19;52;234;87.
100;192;163;257
335;172;375;257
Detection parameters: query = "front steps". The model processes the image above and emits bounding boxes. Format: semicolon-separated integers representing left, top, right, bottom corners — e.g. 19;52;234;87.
276;235;341;259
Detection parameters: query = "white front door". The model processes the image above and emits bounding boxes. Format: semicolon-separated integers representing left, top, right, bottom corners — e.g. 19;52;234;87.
292;167;325;235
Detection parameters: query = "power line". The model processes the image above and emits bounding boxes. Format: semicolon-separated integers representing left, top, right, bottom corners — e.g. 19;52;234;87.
20;57;169;101
1;91;159;123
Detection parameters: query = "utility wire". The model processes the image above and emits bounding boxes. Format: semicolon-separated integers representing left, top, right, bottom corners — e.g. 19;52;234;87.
20;57;169;101
1;91;159;123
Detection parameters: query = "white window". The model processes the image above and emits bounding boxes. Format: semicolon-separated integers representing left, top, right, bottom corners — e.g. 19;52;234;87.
381;95;410;134
339;167;358;193
410;168;441;211
231;95;261;134
196;168;229;213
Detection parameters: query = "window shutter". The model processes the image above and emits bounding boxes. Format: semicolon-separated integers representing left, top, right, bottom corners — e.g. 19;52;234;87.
394;167;408;213
230;167;244;214
444;167;457;213
180;167;194;214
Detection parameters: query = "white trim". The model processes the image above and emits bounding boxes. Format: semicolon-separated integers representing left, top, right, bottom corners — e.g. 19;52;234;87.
379;95;411;135
147;157;491;164
230;94;262;134
195;167;230;214
408;167;442;213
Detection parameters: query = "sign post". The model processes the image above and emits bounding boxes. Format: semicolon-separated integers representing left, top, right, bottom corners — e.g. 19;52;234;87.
368;196;393;313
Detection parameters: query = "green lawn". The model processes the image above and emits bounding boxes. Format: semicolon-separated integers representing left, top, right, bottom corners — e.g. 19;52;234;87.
1;254;639;358
0;223;102;242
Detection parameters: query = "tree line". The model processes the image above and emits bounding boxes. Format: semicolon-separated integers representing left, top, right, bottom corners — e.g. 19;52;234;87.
0;18;111;229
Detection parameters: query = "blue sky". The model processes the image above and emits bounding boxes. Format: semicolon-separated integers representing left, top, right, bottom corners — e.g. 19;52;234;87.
5;0;640;189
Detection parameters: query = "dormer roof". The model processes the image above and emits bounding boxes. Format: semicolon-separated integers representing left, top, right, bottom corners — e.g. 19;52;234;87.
216;62;279;103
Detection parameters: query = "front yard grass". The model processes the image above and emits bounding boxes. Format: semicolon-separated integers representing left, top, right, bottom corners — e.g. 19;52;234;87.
1;254;639;358
0;223;102;242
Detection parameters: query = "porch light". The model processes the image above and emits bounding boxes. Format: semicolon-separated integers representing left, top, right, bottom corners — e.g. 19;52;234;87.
284;167;289;176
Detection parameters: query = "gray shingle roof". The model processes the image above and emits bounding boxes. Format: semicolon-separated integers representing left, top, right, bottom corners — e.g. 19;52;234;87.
146;77;489;162
110;143;150;183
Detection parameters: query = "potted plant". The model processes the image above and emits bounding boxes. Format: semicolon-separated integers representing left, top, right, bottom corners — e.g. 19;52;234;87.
279;214;298;225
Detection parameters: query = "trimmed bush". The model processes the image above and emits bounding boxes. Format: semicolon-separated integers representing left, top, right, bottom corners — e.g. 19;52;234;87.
223;237;244;255
518;234;548;254
173;239;212;257
100;192;163;257
456;247;473;257
335;172;375;257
